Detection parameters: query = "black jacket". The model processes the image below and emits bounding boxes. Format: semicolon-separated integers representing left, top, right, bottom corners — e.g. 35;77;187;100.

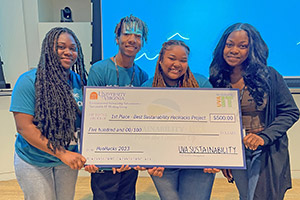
255;67;299;200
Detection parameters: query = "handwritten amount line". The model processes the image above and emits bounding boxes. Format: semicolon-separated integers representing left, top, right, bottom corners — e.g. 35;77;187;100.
88;132;219;136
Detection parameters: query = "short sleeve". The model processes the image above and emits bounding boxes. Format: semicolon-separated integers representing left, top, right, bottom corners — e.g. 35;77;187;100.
194;73;212;88
87;64;105;86
10;72;36;116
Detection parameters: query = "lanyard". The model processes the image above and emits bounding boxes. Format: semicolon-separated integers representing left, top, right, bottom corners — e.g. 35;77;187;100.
113;56;135;87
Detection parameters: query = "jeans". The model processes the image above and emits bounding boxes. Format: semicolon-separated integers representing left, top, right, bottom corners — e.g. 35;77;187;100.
14;152;78;200
151;168;215;200
231;148;262;200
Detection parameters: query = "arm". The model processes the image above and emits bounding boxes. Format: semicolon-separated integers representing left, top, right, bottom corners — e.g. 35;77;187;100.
147;167;165;177
132;166;164;177
257;69;299;146
203;168;220;173
221;169;234;183
14;112;86;169
243;133;264;150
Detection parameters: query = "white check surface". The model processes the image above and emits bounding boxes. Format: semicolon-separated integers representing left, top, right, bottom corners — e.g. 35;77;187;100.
80;87;245;169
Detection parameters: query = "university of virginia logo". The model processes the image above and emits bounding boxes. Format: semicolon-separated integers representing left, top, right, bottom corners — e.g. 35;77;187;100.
217;96;233;107
90;92;98;100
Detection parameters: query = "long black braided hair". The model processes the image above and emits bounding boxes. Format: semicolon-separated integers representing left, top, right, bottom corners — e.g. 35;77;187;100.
34;27;87;152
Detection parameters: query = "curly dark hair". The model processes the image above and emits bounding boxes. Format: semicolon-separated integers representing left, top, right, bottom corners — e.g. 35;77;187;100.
34;27;87;152
152;40;199;88
209;23;270;106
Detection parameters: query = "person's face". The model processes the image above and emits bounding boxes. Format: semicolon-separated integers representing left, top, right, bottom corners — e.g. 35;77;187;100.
223;30;249;68
116;24;142;58
56;32;78;70
160;45;188;86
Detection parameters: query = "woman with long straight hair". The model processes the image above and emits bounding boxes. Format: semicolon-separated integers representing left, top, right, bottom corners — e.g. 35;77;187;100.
209;23;299;200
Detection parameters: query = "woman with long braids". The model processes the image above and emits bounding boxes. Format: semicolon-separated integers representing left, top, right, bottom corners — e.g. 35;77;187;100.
142;40;218;200
10;27;87;200
209;23;299;200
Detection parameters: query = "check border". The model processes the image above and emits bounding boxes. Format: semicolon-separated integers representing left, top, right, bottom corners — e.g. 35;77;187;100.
80;87;246;169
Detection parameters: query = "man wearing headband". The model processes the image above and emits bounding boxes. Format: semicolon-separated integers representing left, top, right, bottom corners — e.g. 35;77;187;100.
85;15;149;200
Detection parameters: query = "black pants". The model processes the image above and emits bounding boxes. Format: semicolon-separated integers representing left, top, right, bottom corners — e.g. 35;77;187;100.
91;169;138;200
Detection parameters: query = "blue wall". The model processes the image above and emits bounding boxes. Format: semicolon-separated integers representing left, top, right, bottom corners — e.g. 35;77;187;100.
102;0;300;78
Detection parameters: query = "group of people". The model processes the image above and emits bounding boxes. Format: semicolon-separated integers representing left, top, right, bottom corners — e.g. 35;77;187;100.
10;14;299;200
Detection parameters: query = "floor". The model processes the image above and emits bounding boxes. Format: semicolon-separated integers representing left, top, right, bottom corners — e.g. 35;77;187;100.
0;177;299;200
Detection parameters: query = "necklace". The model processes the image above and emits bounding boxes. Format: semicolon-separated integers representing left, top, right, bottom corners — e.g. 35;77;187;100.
113;56;135;87
165;81;180;87
230;83;246;102
239;85;246;102
230;77;246;102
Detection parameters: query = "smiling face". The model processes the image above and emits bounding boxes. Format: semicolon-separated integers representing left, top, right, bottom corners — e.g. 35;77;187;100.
160;45;188;86
56;32;78;70
116;23;142;58
223;30;249;69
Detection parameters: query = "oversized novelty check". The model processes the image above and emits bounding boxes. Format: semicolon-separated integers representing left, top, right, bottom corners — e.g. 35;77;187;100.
80;87;245;169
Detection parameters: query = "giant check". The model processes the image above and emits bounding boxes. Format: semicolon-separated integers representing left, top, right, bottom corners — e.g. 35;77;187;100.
80;87;245;169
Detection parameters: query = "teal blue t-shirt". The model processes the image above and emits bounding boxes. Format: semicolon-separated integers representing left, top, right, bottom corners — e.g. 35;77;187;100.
88;58;148;87
10;68;83;167
142;73;212;88
87;58;148;170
